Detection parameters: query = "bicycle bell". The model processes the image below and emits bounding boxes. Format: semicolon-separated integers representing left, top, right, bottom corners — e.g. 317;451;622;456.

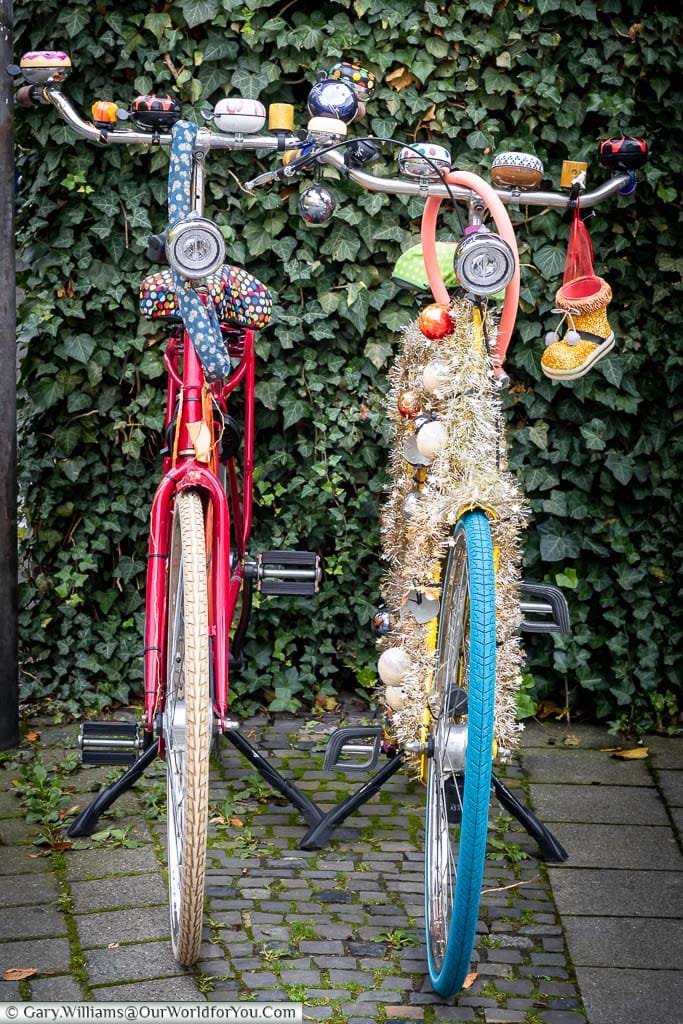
454;227;516;296
166;211;226;279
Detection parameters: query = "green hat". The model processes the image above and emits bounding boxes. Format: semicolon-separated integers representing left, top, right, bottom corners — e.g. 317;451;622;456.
392;241;458;291
392;240;506;303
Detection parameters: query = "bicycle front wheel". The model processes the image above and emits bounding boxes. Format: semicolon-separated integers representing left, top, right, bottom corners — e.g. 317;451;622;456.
425;509;496;995
164;488;211;965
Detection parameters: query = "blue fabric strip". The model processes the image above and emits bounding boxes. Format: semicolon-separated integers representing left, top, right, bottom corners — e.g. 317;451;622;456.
167;121;231;381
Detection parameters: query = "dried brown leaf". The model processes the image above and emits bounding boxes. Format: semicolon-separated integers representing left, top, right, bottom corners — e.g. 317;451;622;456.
230;817;244;828
462;971;478;989
25;730;41;743
386;66;418;91
562;734;582;747
3;968;38;981
611;747;648;760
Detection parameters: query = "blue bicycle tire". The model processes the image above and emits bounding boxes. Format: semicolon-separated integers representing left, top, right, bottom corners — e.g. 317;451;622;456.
424;509;496;995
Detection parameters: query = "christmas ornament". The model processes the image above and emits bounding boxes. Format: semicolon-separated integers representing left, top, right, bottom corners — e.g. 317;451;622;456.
402;434;430;468
422;359;450;393
385;685;409;711
397;390;421;418
378;647;411;686
401;492;422;518
371;610;392;637
417;303;454;340
299;185;336;225
416;419;447;460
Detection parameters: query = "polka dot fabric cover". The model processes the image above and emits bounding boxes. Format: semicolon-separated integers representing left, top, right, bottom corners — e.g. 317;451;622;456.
139;265;272;330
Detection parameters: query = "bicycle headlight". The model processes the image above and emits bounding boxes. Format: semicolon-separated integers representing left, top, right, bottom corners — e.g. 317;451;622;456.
166;214;225;280
455;229;516;297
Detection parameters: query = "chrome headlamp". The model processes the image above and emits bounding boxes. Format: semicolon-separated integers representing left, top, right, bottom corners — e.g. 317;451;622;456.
455;228;516;297
166;213;225;280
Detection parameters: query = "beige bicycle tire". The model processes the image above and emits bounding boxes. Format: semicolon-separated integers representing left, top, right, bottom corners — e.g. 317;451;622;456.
165;488;211;965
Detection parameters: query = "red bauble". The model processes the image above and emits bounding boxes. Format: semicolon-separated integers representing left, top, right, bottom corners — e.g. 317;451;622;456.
417;303;454;340
397;389;421;418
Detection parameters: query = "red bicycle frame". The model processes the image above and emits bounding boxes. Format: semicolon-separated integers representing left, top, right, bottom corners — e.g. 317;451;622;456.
142;326;257;734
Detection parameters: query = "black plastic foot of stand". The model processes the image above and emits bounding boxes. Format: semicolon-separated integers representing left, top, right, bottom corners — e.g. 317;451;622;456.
492;771;568;863
66;740;160;838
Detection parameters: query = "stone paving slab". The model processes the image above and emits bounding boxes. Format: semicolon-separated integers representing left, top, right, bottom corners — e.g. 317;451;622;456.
86;939;194;985
563;915;683;969
540;822;681;869
0;937;72;974
70;871;166;913
657;769;683;806
574;966;683;1024
547;867;683;918
520;748;652;786
65;844;161;881
29;976;84;1000
0;904;67;940
92;977;204;1000
75;906;172;949
0;871;59;906
0;847;47;875
528;783;670;825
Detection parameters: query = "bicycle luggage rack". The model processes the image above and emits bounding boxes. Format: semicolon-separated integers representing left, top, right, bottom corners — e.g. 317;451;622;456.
67;720;567;862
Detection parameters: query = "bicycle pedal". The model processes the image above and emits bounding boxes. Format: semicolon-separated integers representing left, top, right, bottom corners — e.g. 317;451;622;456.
520;582;571;634
249;550;322;596
77;721;144;767
323;726;382;772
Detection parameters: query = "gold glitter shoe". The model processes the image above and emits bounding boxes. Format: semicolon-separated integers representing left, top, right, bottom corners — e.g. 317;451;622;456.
541;275;614;381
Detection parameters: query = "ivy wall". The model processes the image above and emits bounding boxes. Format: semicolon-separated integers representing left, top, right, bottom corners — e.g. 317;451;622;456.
15;0;682;732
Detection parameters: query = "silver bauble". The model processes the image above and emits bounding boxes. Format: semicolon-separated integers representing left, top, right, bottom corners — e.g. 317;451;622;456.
299;185;336;225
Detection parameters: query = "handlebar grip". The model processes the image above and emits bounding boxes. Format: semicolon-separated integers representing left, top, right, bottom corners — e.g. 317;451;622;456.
16;85;40;108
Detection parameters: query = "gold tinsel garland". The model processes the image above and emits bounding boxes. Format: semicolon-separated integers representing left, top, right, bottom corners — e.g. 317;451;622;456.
378;298;529;752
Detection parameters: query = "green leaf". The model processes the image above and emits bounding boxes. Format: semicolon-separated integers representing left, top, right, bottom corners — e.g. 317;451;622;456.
178;0;219;30
534;244;565;280
605;452;634;485
60;335;96;365
579;419;607;450
281;398;309;430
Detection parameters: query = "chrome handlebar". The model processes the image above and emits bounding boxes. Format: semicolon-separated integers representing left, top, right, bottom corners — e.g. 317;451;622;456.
44;87;630;210
45;87;302;153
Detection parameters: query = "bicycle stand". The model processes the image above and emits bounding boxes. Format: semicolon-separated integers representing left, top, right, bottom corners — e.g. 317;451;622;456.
66;727;567;862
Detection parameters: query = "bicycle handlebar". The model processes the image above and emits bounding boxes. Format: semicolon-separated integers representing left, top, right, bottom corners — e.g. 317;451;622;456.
40;86;631;211
45;87;302;153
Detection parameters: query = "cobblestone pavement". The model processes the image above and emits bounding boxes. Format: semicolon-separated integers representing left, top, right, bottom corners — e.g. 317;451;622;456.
0;713;680;1024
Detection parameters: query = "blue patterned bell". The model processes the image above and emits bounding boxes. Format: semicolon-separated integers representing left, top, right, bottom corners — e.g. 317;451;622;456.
307;79;358;124
299;185;336;225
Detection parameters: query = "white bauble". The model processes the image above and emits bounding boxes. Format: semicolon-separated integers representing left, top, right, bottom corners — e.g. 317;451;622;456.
385;685;408;711
422;359;449;393
378;647;411;685
416;420;447;460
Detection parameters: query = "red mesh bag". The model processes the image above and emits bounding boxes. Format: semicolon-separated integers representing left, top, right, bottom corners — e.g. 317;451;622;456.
563;201;595;286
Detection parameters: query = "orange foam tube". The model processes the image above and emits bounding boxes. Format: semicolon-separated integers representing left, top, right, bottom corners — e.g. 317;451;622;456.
420;171;520;374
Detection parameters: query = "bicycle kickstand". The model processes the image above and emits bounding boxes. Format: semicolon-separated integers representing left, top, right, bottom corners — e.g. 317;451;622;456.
491;772;568;863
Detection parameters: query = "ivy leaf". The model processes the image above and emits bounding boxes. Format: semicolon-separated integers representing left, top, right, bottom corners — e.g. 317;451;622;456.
60;7;90;36
364;340;393;369
605;452;634;485
281;398;308;430
177;0;219;30
539;527;580;562
534;245;565;280
579;419;607;450
59;334;96;365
